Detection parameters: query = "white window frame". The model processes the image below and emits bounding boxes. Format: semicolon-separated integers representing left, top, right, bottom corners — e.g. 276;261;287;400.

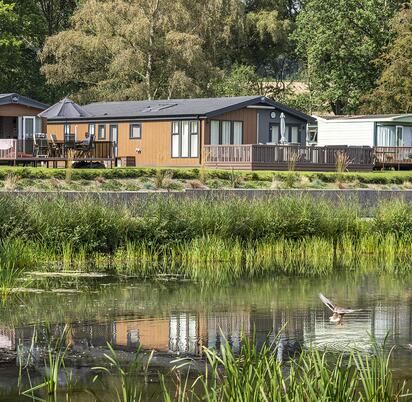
171;120;198;158
88;123;95;136
98;124;106;140
129;123;142;139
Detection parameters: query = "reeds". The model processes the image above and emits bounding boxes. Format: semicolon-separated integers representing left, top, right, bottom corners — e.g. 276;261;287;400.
1;196;412;282
20;324;73;400
92;343;153;402
162;333;409;401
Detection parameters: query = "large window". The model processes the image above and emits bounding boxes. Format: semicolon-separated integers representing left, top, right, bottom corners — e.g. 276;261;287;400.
129;123;141;139
98;124;106;140
210;120;244;145
377;125;400;146
171;121;198;158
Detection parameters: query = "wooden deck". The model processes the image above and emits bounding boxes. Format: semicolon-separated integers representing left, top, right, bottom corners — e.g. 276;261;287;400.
0;139;115;167
203;145;374;171
374;147;412;168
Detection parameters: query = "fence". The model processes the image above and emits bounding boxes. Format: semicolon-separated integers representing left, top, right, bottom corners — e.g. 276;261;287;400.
204;144;374;171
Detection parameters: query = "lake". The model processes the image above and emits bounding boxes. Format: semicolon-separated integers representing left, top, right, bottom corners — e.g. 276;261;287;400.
1;271;412;401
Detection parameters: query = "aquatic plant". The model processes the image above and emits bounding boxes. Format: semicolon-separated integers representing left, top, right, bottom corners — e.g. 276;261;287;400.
21;324;72;400
92;343;153;402
0;196;411;282
161;334;410;401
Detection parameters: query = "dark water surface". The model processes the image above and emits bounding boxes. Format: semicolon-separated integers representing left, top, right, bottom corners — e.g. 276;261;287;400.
1;272;412;400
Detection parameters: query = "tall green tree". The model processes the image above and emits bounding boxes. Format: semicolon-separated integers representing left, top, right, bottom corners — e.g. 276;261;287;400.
361;6;412;113
0;0;78;102
242;0;299;79
0;1;23;93
295;0;403;114
40;0;245;101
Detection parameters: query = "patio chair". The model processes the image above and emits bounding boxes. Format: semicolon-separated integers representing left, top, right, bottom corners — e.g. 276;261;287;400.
49;133;62;157
33;133;49;158
76;133;95;158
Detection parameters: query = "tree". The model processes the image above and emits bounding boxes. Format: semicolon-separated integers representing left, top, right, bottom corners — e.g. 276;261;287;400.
0;0;78;101
212;64;261;96
295;0;403;114
40;0;246;102
0;1;23;92
241;0;299;80
36;0;78;36
361;6;412;113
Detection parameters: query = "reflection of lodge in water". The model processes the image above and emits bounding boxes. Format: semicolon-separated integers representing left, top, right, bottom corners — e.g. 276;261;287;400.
4;303;412;355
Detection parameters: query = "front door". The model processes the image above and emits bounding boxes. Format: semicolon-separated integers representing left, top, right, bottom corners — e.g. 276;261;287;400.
22;116;35;154
109;124;118;159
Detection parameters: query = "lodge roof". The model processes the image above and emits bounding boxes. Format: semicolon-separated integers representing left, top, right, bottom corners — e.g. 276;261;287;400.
0;93;48;110
45;96;315;122
315;114;412;122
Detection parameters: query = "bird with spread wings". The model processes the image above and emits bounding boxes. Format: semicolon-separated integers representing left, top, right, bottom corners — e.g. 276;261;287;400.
319;293;357;324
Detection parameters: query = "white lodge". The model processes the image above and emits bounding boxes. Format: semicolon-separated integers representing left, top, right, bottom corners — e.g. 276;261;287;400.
315;114;412;147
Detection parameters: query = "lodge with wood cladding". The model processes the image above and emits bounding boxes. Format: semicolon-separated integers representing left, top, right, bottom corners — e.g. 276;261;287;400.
43;95;317;168
0;93;381;170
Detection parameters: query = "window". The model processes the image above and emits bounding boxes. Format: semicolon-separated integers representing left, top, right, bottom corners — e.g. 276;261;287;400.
64;124;71;142
172;122;180;157
190;121;198;157
129;123;141;139
209;120;244;145
98;124;106;140
181;121;190;157
171;120;199;158
88;123;95;136
289;126;299;143
211;121;220;145
233;122;243;144
270;124;279;143
221;121;231;144
377;125;396;146
396;126;403;146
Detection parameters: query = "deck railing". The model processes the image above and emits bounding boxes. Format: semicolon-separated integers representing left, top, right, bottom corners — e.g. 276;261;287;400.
0;139;115;160
204;144;374;170
374;147;412;165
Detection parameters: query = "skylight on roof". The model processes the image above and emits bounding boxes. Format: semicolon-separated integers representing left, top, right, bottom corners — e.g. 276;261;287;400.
141;103;178;113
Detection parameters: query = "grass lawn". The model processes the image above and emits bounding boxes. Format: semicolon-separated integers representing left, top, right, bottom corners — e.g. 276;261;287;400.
0;166;412;191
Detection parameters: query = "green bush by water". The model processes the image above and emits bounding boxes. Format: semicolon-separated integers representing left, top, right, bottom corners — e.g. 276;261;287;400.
0;195;410;282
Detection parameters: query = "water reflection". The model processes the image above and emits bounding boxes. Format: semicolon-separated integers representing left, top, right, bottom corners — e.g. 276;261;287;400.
1;273;412;373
